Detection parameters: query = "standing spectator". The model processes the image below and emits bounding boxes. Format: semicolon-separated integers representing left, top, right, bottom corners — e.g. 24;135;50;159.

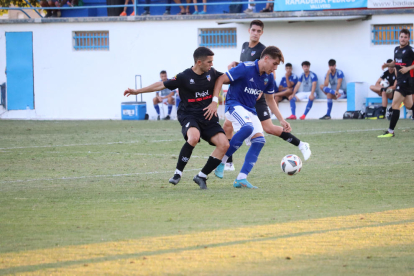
244;0;255;13
141;0;150;15
40;0;65;17
286;61;318;120
153;70;176;120
319;59;347;120
192;0;206;14
120;0;135;16
164;0;173;14
175;0;191;14
260;0;274;12
369;59;397;119
274;63;298;104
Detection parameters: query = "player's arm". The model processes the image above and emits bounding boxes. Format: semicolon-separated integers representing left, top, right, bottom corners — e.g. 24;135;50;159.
288;81;301;100
399;63;414;74
227;61;239;70
335;78;343;96
285;76;294;88
309;81;317;100
375;77;382;86
124;82;165;97
204;74;231;120
382;60;395;70
323;72;329;87
390;71;398;89
264;93;291;132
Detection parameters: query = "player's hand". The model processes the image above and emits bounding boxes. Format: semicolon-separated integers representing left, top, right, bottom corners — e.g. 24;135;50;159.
381;63;389;70
124;88;136;97
399;66;409;74
203;101;218;120
309;94;315;101
280;120;292;133
335;90;340;98
288;95;294;100
227;61;239;70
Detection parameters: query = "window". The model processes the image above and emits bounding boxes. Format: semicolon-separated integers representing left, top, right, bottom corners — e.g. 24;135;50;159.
372;24;414;45
73;31;109;51
199;28;237;48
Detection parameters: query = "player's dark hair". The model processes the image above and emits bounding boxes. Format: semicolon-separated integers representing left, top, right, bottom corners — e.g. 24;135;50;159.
285;63;292;68
193;47;214;63
160;70;167;75
250;20;264;30
302;61;310;67
386;59;393;63
328;59;336;66
260;46;284;63
400;28;411;38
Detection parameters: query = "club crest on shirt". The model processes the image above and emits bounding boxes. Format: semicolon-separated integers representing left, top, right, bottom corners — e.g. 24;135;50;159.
206;75;211;81
264;78;268;85
245;116;249;120
251;51;256;56
190;79;195;84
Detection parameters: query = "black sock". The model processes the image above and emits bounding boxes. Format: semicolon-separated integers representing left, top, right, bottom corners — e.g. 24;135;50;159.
176;142;194;172
279;132;300;147
201;156;222;176
411;105;414;111
381;106;386;113
389;109;400;131
226;139;233;163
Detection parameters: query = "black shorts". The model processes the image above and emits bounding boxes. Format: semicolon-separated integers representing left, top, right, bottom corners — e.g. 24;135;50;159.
255;96;271;121
395;81;413;97
178;115;224;146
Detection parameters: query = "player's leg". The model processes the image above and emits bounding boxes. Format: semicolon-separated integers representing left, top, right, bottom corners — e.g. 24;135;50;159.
164;96;175;120
233;114;265;189
297;92;314;120
286;95;297;120
378;91;405;138
215;106;254;179
223;119;235;171
380;90;391;119
169;119;200;185
194;132;229;189
320;88;335;119
153;97;161;120
275;88;292;98
370;84;383;97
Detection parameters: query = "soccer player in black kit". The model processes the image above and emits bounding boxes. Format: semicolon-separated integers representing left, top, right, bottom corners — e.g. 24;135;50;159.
124;47;229;189
223;20;311;171
378;29;414;138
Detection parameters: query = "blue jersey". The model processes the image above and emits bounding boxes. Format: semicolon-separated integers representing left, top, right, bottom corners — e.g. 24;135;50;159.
328;69;346;91
298;71;318;92
279;74;298;88
225;60;275;114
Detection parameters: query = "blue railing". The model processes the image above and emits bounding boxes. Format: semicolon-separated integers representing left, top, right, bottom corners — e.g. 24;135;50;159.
372;25;414;45
199;29;237;48
73;32;109;50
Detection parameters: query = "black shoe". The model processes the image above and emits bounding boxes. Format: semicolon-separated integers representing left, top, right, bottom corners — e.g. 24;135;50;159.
141;10;150;15
45;11;53;18
193;175;207;190
163;115;170;120
51;10;58;17
319;114;331;120
164;10;170;15
169;174;181;185
157;115;160;120
379;108;386;119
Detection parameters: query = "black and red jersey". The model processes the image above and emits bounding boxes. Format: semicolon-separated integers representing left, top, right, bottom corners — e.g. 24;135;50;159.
394;44;414;83
163;67;223;121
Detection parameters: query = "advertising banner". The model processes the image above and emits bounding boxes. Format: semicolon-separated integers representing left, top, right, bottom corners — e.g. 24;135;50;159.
367;0;414;8
274;0;368;11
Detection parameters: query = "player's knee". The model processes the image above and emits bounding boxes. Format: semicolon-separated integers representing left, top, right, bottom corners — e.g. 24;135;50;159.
241;122;254;136
217;138;230;152
252;136;266;145
152;97;158;104
187;134;200;146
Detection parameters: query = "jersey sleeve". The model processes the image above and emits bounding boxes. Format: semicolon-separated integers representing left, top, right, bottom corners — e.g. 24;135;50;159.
264;74;275;94
337;70;344;79
226;63;247;83
380;71;387;80
163;73;182;90
311;73;318;82
410;46;414;59
291;74;298;85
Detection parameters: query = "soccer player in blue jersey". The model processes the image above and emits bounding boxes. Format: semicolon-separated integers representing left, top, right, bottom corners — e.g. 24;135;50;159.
213;46;291;189
319;59;347;120
286;61;318;120
274;63;298;104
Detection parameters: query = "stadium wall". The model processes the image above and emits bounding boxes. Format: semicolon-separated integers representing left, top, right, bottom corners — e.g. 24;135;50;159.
0;13;412;120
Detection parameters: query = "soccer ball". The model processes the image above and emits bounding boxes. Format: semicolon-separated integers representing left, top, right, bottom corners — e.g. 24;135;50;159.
380;79;389;88
281;154;302;175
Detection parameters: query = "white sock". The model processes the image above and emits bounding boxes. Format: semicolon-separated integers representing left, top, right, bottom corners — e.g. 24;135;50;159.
221;155;229;164
388;128;394;134
175;169;182;176
237;173;247;180
298;141;304;149
198;171;207;178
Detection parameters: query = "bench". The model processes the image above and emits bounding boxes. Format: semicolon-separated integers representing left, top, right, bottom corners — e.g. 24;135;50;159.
365;97;407;119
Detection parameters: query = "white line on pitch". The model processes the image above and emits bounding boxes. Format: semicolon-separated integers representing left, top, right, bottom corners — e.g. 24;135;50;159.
0;168;201;184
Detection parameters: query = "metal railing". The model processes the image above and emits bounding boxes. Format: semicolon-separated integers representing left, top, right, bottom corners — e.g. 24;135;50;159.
199;28;237;48
372;24;414;45
73;31;109;50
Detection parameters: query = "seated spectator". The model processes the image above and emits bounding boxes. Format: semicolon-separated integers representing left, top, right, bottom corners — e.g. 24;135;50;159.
319;59;347;120
67;0;83;7
153;70;176;120
274;63;298;104
370;59;397;119
164;0;173;15
244;0;255;13
120;0;136;16
286;61;318;120
192;0;206;14
260;0;274;12
41;0;66;17
175;0;191;14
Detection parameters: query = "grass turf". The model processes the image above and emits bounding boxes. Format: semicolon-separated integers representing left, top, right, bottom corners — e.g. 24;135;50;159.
0;119;413;275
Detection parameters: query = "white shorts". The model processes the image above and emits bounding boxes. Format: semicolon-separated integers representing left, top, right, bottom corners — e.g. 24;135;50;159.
295;91;318;101
225;105;263;146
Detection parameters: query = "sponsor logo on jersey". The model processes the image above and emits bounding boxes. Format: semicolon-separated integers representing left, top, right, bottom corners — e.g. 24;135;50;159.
264;78;268;85
251;51;256;56
188;90;212;102
244;87;262;95
245;116;249;120
190;79;195;84
250;78;254;82
206;75;211;81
